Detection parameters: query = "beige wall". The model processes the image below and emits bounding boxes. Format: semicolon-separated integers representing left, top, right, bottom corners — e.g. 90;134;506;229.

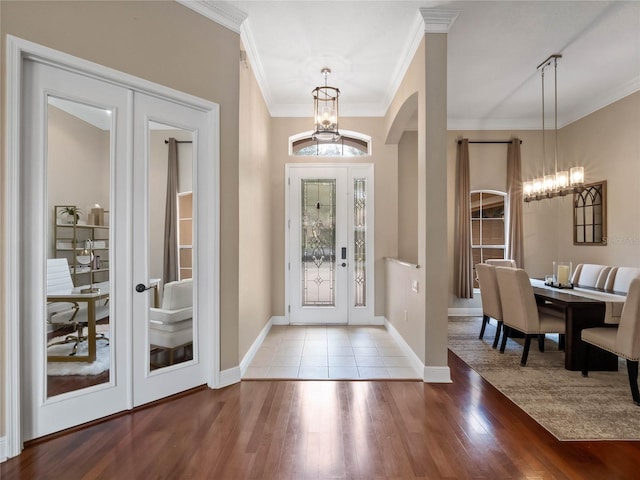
238;48;273;359
397;131;418;264
383;33;451;370
1;0;241;437
269;117;398;318
557;92;640;268
383;40;427;363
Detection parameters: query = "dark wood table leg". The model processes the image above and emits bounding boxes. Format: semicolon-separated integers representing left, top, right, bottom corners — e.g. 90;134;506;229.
565;304;618;371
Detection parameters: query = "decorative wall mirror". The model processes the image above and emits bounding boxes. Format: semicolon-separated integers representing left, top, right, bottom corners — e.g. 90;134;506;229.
574;180;607;245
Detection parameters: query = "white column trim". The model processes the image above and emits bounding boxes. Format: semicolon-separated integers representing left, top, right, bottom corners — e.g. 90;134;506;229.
420;8;460;33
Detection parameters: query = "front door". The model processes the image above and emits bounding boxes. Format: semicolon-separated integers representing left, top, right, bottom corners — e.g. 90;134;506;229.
287;165;374;324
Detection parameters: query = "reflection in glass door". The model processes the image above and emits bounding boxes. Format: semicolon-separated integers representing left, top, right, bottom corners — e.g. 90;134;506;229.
46;97;113;398
147;128;194;371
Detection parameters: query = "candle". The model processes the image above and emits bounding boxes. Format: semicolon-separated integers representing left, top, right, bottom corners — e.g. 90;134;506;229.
557;265;570;285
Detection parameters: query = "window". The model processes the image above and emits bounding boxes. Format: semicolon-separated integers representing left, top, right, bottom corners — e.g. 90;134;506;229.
471;191;506;288
290;130;371;156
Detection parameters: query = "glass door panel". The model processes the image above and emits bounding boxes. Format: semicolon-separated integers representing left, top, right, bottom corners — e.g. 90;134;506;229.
301;179;337;307
148;126;194;370
46;96;113;398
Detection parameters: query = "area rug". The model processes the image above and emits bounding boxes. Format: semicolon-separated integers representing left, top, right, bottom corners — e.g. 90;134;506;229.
47;326;110;376
448;316;640;441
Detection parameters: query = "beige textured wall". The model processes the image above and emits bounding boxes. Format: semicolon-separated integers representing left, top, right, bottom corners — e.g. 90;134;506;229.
238;49;273;359
269;117;398;318
557;92;640;268
383;40;426;363
397;131;418;264
1;0;241;437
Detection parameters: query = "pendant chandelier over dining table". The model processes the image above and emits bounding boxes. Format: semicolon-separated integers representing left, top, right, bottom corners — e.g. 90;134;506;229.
312;68;340;142
523;54;584;202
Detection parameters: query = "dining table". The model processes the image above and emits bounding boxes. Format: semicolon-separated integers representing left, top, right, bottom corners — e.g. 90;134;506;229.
530;278;626;371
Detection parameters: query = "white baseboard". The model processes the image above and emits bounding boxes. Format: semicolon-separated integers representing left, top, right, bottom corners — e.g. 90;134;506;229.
218;366;241;388
239;319;274;376
348;316;384;325
0;436;7;463
423;366;452;383
271;316;288;325
448;307;482;316
383;318;425;379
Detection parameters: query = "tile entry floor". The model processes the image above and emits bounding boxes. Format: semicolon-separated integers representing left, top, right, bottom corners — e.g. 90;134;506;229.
243;325;421;380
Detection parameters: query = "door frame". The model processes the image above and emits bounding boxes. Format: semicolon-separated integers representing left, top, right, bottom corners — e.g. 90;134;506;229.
3;35;220;458
284;163;375;325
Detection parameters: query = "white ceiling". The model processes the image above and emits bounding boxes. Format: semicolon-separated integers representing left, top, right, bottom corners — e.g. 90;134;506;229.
186;0;640;130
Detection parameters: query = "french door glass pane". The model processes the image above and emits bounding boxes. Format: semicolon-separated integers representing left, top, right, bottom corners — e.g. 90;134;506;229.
46;96;112;398
301;179;336;306
354;178;366;307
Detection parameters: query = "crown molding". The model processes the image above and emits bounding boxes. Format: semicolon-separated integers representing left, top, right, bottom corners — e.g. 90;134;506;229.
381;10;425;116
177;0;247;34
420;8;460;33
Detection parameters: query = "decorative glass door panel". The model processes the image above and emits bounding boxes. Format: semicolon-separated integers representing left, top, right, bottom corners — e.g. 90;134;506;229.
353;178;367;307
288;165;374;325
302;179;337;307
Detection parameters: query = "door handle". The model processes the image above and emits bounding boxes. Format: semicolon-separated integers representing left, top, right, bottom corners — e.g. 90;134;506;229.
341;262;347;267
135;283;152;293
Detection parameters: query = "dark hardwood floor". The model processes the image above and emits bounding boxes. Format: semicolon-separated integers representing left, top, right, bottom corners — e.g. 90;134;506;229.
4;350;640;479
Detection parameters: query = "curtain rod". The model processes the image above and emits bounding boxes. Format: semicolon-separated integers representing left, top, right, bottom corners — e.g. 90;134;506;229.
164;140;193;144
457;140;522;145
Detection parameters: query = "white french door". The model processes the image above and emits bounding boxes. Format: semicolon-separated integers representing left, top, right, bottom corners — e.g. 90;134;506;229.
287;164;374;324
20;57;217;441
131;92;212;406
22;60;130;440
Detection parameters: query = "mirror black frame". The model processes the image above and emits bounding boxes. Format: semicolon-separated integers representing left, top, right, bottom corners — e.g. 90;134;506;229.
573;180;607;246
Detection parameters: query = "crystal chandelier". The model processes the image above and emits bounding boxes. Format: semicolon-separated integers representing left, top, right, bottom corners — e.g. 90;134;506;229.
312;68;340;142
524;54;584;202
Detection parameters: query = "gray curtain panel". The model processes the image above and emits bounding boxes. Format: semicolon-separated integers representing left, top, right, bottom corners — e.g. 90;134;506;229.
455;139;473;299
507;139;524;269
163;138;179;284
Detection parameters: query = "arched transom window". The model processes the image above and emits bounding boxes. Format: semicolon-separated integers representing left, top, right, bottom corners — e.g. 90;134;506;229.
289;130;371;157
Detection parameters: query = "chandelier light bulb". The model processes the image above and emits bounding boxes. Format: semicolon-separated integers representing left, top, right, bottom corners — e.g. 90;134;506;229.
570;166;584;186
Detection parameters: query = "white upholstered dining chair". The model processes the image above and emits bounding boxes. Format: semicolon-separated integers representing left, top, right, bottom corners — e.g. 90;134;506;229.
603;267;640;294
476;263;504;348
495;267;566;366
485;259;517;268
581;276;640;406
571;264;611;289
